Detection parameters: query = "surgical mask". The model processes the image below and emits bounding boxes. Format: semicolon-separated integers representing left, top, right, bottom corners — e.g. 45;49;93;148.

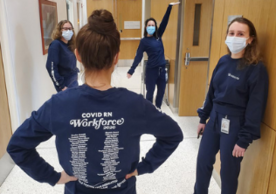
146;26;156;35
62;30;74;41
225;36;248;54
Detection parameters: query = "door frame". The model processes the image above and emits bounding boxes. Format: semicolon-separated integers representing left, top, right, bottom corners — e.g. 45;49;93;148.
171;0;216;114
0;0;17;186
205;0;215;94
171;0;185;113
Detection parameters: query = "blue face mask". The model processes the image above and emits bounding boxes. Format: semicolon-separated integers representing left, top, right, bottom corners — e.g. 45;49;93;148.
146;26;156;35
62;30;74;41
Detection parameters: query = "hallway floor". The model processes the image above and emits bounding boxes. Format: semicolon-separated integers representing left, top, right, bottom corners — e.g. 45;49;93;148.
0;66;221;194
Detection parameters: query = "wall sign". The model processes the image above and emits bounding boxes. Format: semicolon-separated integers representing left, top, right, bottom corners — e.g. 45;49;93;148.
124;21;141;29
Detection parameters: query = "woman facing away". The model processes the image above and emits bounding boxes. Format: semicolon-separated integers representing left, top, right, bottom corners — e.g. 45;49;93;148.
46;20;79;92
7;9;183;194
127;2;180;109
194;17;269;194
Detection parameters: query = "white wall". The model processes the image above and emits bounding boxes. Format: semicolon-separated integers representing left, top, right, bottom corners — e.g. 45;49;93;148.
0;0;68;130
69;0;87;33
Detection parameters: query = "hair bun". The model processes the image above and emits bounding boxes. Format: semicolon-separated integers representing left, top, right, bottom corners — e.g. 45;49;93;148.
88;9;117;35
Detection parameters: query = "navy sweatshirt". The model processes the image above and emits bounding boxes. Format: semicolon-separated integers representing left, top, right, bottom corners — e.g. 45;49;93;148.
128;5;172;75
198;54;268;149
7;85;183;194
46;39;79;90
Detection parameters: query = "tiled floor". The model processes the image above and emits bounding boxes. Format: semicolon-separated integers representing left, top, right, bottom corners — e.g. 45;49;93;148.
0;66;221;194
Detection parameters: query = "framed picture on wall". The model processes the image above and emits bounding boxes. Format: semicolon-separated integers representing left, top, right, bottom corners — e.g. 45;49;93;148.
38;0;58;55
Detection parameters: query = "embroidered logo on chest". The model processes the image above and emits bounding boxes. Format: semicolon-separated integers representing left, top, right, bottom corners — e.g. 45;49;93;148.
228;73;240;80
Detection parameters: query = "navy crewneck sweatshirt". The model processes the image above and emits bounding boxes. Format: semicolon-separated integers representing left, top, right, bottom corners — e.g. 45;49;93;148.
198;54;269;149
46;39;79;90
128;5;172;75
7;85;183;194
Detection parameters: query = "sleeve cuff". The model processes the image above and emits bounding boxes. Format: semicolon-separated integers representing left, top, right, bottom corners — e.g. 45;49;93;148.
199;118;207;124
48;172;61;186
236;139;249;149
128;69;134;75
137;158;153;176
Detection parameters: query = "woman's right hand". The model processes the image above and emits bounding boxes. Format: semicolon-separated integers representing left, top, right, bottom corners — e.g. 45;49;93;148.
197;123;206;137
127;73;132;79
57;171;77;184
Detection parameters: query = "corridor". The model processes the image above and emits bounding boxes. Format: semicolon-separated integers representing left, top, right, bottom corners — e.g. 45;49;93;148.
0;66;221;194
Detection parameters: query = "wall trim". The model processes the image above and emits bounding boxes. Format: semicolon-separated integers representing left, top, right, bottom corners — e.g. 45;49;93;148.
117;59;134;67
0;0;20;133
169;104;179;114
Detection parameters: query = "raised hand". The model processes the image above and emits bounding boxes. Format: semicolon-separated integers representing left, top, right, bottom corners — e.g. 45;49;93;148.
169;2;180;5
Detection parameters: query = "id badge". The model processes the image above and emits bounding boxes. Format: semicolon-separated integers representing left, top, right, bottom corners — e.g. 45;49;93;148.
221;117;230;134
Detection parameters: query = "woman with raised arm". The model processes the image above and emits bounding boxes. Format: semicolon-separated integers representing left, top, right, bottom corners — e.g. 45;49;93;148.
127;2;180;109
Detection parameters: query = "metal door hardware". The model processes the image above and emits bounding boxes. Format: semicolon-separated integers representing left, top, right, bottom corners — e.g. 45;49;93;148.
184;52;209;66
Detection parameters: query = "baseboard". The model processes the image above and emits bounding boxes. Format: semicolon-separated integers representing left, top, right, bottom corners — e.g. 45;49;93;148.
117;60;134;67
169;104;179;114
0;153;14;186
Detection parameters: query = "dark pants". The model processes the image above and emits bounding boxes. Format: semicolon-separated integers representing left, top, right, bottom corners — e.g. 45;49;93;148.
145;66;166;109
55;73;79;92
194;108;244;194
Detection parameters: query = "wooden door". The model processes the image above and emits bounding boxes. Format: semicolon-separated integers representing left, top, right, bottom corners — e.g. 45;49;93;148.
0;44;12;159
116;0;142;60
86;0;142;60
86;0;114;16
178;0;213;116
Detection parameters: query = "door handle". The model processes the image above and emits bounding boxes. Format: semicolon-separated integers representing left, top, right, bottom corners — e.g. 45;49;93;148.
184;52;209;66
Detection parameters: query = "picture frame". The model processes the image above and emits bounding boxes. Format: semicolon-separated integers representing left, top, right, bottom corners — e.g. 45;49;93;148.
38;0;58;55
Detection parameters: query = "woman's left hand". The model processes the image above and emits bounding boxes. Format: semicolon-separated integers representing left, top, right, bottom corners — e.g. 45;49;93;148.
232;144;246;158
169;2;180;5
62;86;68;91
125;169;138;179
127;73;132;79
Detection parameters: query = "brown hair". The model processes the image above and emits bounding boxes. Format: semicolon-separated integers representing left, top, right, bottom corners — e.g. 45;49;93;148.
76;9;120;71
227;18;262;68
51;20;76;52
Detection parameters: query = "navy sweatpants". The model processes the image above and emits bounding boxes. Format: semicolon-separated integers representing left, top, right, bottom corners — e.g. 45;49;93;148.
194;105;244;194
145;66;167;109
55;73;79;92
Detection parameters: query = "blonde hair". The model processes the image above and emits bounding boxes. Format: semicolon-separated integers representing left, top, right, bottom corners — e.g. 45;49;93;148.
51;20;76;52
